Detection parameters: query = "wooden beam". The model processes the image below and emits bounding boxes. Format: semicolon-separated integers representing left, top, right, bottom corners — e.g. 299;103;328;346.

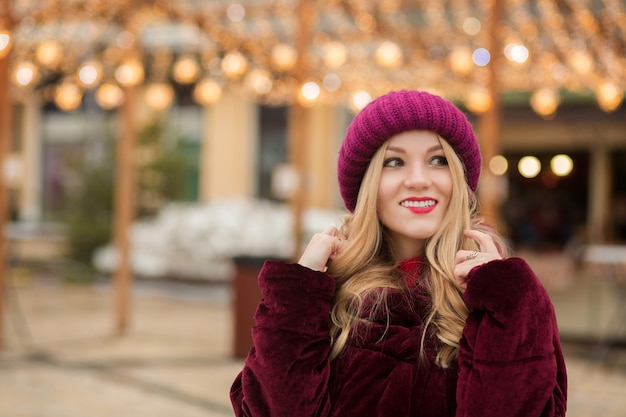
0;0;14;349
113;81;138;334
478;0;504;228
113;4;141;335
113;65;138;335
288;0;316;260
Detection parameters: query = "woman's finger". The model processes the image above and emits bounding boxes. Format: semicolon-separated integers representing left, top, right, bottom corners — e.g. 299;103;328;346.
298;227;347;271
324;226;347;241
463;229;500;256
455;249;481;265
455;230;503;283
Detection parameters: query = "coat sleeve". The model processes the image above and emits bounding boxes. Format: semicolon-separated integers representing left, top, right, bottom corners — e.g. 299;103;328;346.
230;260;335;417
456;257;567;417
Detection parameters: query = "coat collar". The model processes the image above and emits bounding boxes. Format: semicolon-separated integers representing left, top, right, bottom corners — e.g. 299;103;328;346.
398;256;425;289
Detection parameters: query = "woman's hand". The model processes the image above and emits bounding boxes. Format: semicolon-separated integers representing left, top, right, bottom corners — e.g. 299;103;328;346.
298;226;348;272
454;229;502;290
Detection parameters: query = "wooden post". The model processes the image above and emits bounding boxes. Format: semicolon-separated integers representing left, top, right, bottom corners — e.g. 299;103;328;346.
478;0;504;227
114;81;137;334
288;0;316;260
0;0;14;349
113;80;138;334
288;104;306;261
112;3;143;334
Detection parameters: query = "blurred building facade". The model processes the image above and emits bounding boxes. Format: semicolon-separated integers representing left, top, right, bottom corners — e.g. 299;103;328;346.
7;89;626;254
2;0;626;260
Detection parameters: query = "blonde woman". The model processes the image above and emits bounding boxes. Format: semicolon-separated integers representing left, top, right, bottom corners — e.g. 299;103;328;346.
231;90;567;417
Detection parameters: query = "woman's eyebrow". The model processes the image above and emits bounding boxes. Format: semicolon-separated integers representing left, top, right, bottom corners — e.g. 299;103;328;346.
386;145;406;153
428;144;444;153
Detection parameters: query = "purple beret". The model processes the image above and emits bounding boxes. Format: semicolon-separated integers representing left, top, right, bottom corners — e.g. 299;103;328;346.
337;90;482;212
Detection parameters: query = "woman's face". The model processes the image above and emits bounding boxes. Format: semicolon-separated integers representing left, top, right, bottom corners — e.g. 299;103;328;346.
376;130;453;259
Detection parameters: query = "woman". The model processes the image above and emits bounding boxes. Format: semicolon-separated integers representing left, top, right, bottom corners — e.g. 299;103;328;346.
230;90;567;416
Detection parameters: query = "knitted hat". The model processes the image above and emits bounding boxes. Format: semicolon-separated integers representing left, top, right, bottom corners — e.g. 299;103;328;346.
338;90;481;212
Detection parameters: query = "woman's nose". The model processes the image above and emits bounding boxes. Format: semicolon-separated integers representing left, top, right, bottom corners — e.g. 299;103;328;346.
403;163;432;188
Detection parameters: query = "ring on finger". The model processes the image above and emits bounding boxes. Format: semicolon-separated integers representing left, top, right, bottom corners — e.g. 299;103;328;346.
466;251;479;261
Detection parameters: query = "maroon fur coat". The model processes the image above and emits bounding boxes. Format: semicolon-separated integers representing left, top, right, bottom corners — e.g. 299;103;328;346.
230;257;567;416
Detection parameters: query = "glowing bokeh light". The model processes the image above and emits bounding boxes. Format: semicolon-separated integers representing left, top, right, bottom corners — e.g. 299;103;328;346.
489;155;509;176
518;156;541;178
550;154;573;177
472;48;491;66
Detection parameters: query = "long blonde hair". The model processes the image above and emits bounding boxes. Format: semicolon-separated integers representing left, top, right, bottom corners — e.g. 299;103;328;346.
327;135;507;367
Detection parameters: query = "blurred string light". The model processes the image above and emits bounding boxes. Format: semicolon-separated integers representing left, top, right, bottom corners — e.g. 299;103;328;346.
35;40;62;68
323;42;347;68
569;50;593;75
172;55;200;84
221;51;248;79
355;12;376;32
550;154;573;177
298;80;321;107
54;79;83;111
596;82;623;112
465;87;492;114
226;4;246;22
144;82;175;111
462;17;481;35
503;43;529;64
2;0;625;113
449;46;474;76
322;73;341;92
14;61;37;86
490;154;573;178
0;31;11;58
530;88;560;119
115;58;144;87
374;41;403;68
518;156;541;178
245;68;273;95
489;155;508;176
351;90;372;112
472;48;491;67
193;78;223;105
95;82;125;109
78;61;102;88
271;43;297;72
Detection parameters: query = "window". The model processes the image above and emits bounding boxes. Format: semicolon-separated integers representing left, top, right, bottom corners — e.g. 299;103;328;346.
501;151;589;251
257;106;287;200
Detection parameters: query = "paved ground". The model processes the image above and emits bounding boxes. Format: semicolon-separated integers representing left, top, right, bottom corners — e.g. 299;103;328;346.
0;270;625;417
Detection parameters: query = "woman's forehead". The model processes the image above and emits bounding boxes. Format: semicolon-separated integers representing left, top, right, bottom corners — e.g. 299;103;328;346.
386;130;443;149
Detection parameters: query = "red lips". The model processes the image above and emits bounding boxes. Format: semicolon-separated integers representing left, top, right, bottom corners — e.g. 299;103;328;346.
400;197;438;214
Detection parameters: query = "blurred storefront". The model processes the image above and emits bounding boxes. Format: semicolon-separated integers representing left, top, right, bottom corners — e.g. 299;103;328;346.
2;0;624;255
1;1;626;342
7;91;626;253
498;101;626;249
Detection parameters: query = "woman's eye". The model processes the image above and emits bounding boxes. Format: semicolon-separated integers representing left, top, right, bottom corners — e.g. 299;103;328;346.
383;158;403;167
430;155;448;166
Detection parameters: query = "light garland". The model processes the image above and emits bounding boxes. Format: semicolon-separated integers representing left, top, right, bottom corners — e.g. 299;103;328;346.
3;0;625;114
